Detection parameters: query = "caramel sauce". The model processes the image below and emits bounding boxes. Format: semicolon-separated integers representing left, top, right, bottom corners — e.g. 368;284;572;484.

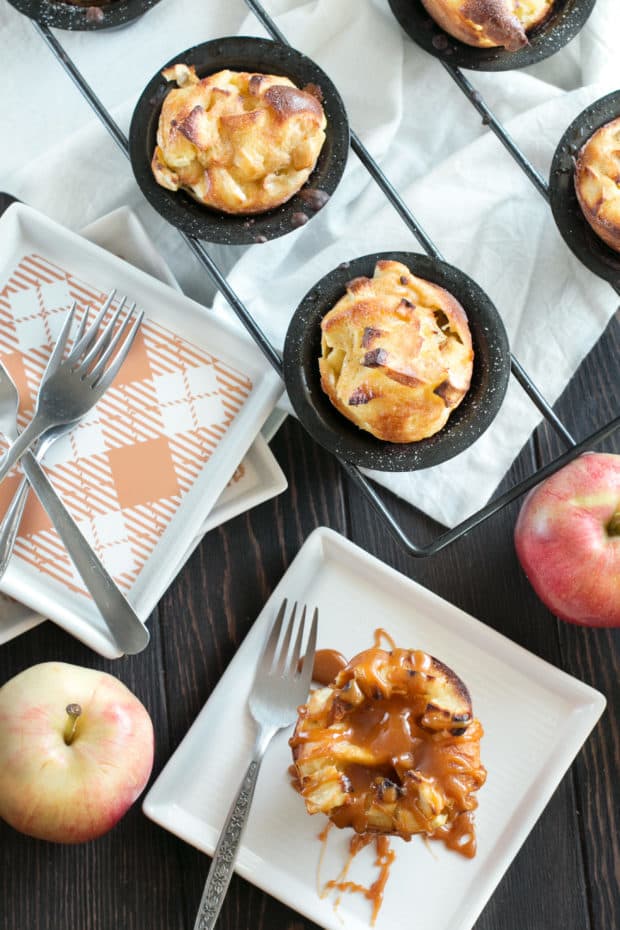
372;628;397;650
288;763;301;793
291;643;485;848
312;649;348;685
431;810;477;858
319;823;395;926
291;630;486;924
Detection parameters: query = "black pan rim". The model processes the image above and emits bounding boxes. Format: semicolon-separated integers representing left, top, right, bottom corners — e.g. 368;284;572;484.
283;250;511;472
128;36;350;245
387;0;596;72
6;0;163;32
549;90;620;287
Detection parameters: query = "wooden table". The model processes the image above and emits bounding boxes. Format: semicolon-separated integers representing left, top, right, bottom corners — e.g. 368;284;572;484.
0;307;618;930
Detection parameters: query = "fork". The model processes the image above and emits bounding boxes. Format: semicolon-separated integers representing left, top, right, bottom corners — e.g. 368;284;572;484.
0;291;142;482
0;423;72;579
192;599;318;930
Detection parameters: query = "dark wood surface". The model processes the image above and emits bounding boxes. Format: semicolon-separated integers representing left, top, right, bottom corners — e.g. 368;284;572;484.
0;307;618;930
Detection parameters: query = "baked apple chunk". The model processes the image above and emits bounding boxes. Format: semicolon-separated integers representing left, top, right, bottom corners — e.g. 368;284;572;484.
290;646;486;854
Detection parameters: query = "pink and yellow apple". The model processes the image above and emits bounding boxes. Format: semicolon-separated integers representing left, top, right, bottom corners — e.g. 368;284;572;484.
0;662;154;842
514;452;620;627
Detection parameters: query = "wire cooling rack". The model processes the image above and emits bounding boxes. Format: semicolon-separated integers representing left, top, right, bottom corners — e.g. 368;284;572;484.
30;0;619;557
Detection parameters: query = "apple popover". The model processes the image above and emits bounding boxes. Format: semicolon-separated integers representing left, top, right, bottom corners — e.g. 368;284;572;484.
420;0;554;50
319;260;474;443
290;645;486;853
574;117;620;253
151;64;327;215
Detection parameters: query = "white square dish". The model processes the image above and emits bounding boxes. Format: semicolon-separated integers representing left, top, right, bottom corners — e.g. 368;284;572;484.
80;207;287;549
143;526;606;930
0;203;282;657
0;592;43;644
0;206;287;648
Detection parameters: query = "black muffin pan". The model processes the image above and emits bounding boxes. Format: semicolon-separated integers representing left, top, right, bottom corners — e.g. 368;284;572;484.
6;0;163;31
283;252;510;472
549;91;620;288
129;36;350;245
388;0;596;72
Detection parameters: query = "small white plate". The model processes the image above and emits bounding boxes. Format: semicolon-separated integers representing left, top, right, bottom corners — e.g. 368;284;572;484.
0;592;43;643
80;207;287;549
0;203;282;657
0;206;287;648
144;526;606;930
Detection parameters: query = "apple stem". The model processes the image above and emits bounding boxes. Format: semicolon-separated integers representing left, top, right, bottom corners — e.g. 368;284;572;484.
63;703;82;745
608;510;620;538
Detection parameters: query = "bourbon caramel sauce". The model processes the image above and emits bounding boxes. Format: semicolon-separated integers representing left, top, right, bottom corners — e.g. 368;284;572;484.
372;628;397;650
291;629;486;923
318;826;396;926
312;649;348;686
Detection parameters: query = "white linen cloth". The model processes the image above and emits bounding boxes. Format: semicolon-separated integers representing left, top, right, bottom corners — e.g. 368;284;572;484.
1;0;618;526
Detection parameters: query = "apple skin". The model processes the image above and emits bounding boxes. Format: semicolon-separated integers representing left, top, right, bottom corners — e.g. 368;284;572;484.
514;452;620;627
0;662;154;843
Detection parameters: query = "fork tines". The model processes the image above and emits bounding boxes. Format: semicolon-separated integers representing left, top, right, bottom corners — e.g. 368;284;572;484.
263;598;318;685
55;290;143;391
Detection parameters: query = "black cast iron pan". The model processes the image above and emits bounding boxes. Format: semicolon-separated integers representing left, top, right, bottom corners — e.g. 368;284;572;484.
549;90;620;288
283;251;511;472
129;37;350;246
388;0;595;72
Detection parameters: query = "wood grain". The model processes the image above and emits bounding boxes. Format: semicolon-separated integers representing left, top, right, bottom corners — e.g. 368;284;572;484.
533;310;620;930
0;315;617;930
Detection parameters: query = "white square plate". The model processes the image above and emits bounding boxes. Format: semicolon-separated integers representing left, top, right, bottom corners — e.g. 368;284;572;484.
144;526;606;930
0;203;282;657
80;207;287;561
0;206;287;648
0;592;42;643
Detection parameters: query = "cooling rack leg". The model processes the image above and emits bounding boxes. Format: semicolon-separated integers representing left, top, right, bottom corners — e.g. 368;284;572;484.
343;414;619;557
440;62;549;200
510;356;576;445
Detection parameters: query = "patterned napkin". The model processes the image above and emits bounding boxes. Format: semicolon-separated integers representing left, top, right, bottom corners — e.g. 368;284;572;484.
0;256;252;595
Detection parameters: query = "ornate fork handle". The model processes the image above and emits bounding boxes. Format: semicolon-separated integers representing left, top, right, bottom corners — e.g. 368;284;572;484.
194;735;272;930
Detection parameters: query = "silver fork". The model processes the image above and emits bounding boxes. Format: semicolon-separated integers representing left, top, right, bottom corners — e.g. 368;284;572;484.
0;423;72;578
0;291;142;482
192;599;318;930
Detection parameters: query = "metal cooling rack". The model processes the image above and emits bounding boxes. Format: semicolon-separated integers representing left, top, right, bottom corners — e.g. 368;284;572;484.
31;0;620;557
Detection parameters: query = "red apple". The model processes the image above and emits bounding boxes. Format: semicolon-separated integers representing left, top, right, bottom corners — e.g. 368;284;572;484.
514;452;620;627
0;662;154;842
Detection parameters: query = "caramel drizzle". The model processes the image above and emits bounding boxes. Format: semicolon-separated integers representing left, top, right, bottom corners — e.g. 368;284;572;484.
293;628;485;924
372;627;397;650
318;822;396;926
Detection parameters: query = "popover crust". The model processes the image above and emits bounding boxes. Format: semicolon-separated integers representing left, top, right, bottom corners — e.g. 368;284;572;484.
290;647;486;850
319;260;474;444
574;117;620;253
420;0;553;50
151;64;327;215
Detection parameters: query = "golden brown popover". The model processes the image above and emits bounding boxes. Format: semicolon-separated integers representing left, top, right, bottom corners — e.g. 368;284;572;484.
290;646;486;852
574;117;620;253
318;260;474;444
420;0;553;50
151;64;327;215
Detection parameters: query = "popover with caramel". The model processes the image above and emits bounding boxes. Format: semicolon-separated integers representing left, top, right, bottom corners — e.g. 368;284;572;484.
151;64;327;215
290;646;486;852
574;117;620;253
421;0;554;50
318;260;474;444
